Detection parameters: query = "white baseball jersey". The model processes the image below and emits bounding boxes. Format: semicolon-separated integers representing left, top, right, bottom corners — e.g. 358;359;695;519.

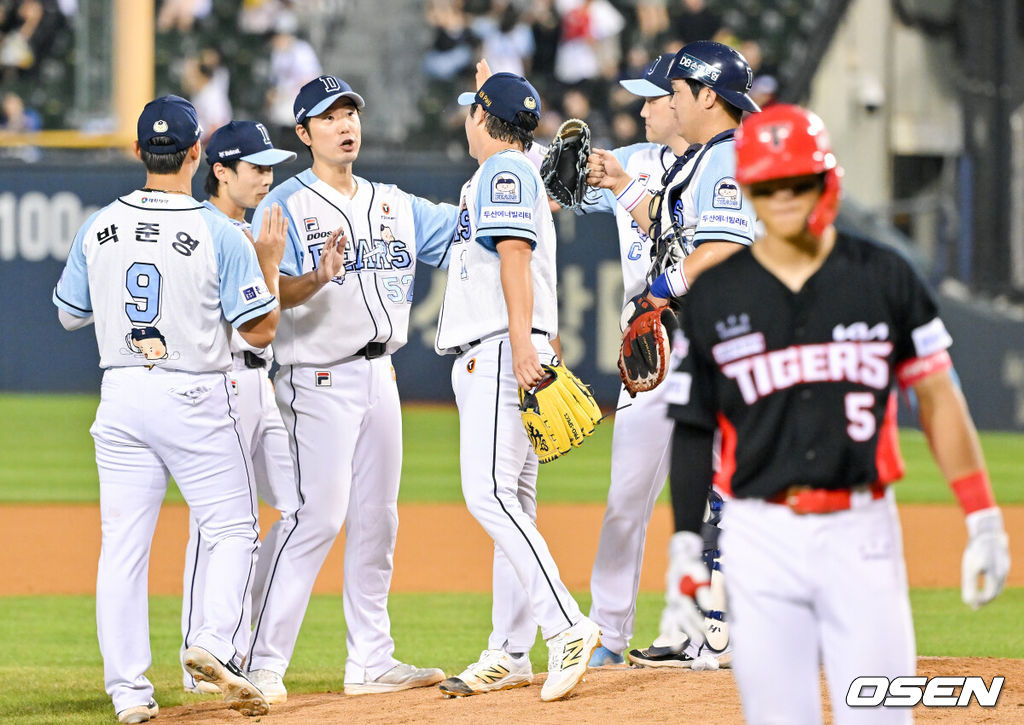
435;149;558;352
53;190;278;372
579;143;675;301
253;169;458;366
657;129;755;255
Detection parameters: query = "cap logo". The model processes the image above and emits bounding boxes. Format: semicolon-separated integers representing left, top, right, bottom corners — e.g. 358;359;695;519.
218;148;240;157
524;96;537;110
759;123;792;149
256;122;271;146
478;90;492;108
320;76;341;92
680;54;721;83
153;120;168;133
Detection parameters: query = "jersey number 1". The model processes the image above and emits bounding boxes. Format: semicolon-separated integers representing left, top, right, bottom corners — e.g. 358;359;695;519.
125;262;162;324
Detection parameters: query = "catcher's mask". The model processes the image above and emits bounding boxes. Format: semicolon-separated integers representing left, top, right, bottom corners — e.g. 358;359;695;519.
734;103;843;236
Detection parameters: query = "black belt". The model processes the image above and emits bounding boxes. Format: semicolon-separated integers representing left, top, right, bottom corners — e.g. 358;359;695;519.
454;328;549;355
243;351;266;369
354;341;388;360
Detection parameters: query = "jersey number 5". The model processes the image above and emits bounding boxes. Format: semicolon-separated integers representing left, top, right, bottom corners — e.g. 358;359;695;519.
125;262;162;324
844;392;876;442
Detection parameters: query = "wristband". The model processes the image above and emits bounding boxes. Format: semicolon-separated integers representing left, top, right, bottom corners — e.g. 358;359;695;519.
650;272;671;299
665;263;689;297
616;179;646;213
950;470;996;514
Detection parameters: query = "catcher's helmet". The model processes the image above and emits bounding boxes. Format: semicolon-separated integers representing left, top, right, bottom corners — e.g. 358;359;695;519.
668;40;760;113
734;103;843;235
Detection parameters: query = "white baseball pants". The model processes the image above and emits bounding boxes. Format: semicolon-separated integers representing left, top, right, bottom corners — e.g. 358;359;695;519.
452;335;583;648
92;367;259;714
247;356;402;685
723;492;915;725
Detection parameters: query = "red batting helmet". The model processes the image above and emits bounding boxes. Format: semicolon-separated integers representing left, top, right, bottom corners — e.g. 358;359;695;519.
734;104;842;235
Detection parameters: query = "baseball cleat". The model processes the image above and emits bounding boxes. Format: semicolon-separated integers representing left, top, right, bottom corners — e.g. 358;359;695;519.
540;616;601;702
248;668;288;704
627;643;732;669
344;662;445;695
184;679;221;695
588;645;624;667
116;699;158;724
439;649;533;697
182;646;269;716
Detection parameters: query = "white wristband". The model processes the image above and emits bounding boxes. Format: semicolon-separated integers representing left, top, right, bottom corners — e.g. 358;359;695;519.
665;263;689;298
616;179;646;212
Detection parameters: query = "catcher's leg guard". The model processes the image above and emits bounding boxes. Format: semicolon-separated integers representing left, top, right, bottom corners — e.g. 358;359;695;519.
699;490;729;656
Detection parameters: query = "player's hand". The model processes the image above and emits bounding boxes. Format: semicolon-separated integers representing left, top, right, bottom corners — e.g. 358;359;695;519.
511;337;545;391
961;507;1010;609
660;531;713;650
253;203;288;268
315;227;347;284
586;149;629;194
475;58;492;89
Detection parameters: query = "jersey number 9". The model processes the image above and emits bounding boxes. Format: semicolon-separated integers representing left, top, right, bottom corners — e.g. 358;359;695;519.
125;262;162;325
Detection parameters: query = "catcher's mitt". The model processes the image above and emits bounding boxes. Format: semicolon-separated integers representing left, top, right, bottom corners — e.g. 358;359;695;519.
519;362;602;463
619;302;678;397
540;118;591;210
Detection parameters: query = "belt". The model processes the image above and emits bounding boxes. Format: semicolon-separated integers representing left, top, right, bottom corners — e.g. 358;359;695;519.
453;328;550;355
353;341;388;360
766;482;888;515
243;351;266;369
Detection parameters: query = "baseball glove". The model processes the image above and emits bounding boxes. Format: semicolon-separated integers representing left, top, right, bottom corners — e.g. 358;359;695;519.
519;362;602;463
619;300;678;397
540;118;592;210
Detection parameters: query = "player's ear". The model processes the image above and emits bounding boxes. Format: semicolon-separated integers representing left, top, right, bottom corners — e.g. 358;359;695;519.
188;140;202;160
132;140;143;161
295;123;311;148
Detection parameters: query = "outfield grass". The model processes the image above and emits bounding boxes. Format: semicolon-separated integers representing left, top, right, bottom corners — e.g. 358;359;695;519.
2;393;1022;504
1;589;1021;724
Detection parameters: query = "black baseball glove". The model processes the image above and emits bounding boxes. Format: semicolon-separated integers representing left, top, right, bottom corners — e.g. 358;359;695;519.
540;118;592;210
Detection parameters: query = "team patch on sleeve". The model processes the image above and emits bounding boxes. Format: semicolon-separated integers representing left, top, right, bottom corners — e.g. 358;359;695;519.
712;177;742;209
491;173;522;203
911;317;953;357
699;210;751;234
239;280;272;303
480;206;534;225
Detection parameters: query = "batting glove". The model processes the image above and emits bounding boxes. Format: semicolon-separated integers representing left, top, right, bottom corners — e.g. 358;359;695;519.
660;531;713;650
961;507;1010;609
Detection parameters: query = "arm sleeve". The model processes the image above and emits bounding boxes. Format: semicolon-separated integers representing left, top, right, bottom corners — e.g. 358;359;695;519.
473;154;539;252
665;303;718;429
52;211;101;316
253;194;304;276
670;423;715;535
411;194;460;269
691;149;755;248
213;222;280;327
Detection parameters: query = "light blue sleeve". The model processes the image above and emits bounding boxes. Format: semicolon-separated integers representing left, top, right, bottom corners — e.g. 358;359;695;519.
691;145;755;247
52;209;103;316
210;217;280;327
252;186;304;276
410;194;459;269
473;153;539;252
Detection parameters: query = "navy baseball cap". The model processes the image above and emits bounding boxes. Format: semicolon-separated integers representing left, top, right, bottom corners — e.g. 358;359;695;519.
458;72;541;127
293;75;365;124
205;121;297;166
137;95;202;154
619;54;676;98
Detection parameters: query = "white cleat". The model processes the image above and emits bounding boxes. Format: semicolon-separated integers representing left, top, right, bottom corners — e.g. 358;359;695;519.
182;646;269;716
344;662;446;695
439;649;533;697
248;668;288;704
540;617;601;702
116;699;158;724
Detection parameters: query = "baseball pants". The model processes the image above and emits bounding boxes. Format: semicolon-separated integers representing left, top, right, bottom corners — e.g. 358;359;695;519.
247;356;402;685
452;335;583;647
723;492;915;725
92;367;259;714
180;362;299;685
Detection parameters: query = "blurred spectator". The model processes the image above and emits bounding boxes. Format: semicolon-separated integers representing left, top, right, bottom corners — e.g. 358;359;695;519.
0;90;40;131
610;108;641;146
562;86;611;147
0;0;65;75
739;38;763;73
422;0;477;82
553;0;624;86
471;0;534;76
182;48;232;142
668;0;722;44
749;74;778;109
525;0;559;83
634;0;669;40
238;0;289;35
157;0;212;33
266;12;322;133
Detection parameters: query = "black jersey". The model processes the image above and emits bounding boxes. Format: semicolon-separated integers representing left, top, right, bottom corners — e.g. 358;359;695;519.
666;231;954;499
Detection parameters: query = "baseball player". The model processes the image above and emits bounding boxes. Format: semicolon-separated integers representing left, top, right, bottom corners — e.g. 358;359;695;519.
662;104;1011;724
587;40;760;668
434;72;601;702
245;75;458;695
52;95;279;722
180;120;298;705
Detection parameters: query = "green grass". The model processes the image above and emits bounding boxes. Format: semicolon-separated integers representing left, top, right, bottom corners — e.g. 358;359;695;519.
2;393;1022;504
1;589;1020;724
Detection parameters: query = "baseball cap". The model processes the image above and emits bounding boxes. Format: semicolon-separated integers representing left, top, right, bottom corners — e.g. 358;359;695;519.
619;54;676;98
293;75;365;124
458;72;541;127
137;95;202;154
205;121;297;166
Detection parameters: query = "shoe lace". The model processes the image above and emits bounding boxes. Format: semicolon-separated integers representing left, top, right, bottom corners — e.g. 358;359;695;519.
465;650;499;676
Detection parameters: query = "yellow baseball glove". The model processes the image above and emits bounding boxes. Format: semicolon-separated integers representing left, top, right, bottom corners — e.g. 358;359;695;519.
519;362;602;463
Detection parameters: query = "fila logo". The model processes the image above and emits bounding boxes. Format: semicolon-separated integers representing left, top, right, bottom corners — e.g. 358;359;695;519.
320;75;341;92
315;371;331;387
305;217;319;232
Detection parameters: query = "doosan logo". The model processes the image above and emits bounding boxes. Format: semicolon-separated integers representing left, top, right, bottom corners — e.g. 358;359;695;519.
846;676;1004;708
